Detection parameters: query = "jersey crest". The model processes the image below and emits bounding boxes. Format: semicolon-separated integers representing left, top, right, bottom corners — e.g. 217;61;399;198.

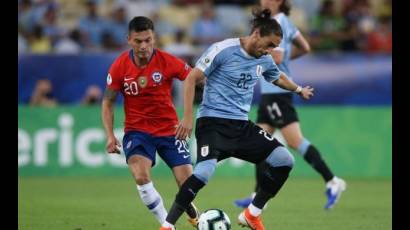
152;72;163;83
201;145;209;157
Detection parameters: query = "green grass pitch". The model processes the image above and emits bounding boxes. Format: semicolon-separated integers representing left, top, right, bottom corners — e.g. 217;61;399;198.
18;176;391;230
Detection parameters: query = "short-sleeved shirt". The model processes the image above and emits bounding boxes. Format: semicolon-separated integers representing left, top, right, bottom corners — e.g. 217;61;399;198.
195;38;281;120
106;49;191;136
260;13;300;94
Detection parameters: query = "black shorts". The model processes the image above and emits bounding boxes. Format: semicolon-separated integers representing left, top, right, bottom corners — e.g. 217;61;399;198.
256;93;299;128
195;117;284;164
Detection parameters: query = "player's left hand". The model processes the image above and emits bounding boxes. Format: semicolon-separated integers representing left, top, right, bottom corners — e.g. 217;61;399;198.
300;86;314;100
175;117;193;140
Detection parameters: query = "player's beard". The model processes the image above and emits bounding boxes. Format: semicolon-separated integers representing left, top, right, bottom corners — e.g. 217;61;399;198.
137;51;149;59
136;50;153;65
137;50;152;59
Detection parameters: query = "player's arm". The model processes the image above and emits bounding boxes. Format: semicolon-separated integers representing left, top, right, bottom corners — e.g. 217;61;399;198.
101;88;121;154
271;33;310;64
273;72;314;100
175;68;205;140
290;33;311;60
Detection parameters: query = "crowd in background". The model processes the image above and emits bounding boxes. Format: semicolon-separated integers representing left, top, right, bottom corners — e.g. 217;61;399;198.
18;0;392;55
18;0;392;107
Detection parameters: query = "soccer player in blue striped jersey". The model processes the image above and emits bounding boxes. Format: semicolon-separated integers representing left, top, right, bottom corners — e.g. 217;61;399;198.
160;9;313;230
234;0;346;211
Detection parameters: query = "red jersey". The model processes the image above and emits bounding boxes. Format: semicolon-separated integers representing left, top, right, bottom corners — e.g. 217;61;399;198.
106;49;191;136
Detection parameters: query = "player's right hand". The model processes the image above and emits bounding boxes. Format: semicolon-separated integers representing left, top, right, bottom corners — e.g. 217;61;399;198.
106;136;121;154
175;117;193;140
300;86;314;100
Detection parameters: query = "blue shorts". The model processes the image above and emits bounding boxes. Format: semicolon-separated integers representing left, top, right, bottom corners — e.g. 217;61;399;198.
122;131;192;168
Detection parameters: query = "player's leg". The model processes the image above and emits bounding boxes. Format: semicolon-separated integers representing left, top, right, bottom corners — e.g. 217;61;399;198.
281;122;334;181
255;95;293;193
160;117;228;229
234;94;278;208
234;123;275;208
238;148;294;230
231;121;294;230
255;123;276;192
234;161;268;208
161;159;217;229
127;155;169;224
281;122;346;209
123;132;168;224
172;165;200;225
157;137;200;227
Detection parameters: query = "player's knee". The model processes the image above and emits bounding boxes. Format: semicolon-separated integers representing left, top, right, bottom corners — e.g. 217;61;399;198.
135;176;151;185
266;146;295;168
288;141;299;150
193;159;217;184
287;138;302;150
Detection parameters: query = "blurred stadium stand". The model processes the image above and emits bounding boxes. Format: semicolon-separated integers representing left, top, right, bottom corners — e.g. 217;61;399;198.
18;0;391;106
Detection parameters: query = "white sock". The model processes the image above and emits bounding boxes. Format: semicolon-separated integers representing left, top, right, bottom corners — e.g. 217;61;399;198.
326;176;338;187
251;192;256;199
137;182;168;224
248;203;262;217
250;192;267;210
162;221;174;228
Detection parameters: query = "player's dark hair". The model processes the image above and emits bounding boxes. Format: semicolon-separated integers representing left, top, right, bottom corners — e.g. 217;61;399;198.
279;0;291;16
128;16;154;33
250;8;283;38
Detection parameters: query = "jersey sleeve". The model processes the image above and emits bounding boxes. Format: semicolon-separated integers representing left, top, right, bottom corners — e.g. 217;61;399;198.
195;44;226;77
106;59;123;91
262;57;281;83
170;56;192;81
286;17;300;41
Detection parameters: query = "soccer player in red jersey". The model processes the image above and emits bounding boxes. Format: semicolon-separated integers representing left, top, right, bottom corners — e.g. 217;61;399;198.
101;16;199;227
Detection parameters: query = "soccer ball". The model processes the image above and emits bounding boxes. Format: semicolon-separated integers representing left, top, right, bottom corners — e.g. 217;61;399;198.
197;209;231;230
